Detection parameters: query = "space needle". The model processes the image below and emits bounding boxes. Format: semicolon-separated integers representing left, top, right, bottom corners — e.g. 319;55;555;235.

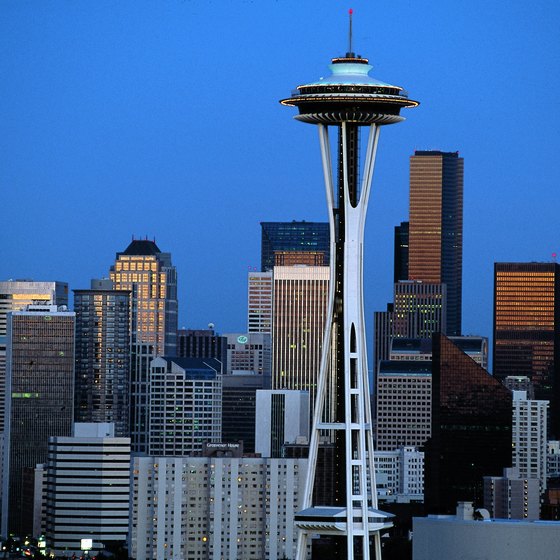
280;10;418;560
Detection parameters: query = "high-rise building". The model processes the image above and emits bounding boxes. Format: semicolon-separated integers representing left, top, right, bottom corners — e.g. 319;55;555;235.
271;265;329;417
177;328;228;369
221;374;265;454
148;357;222;456
512;391;548;489
130;456;307;560
375;446;424;503
260;221;329;272
425;334;512;514
280;24;418;556
483;467;541;520
0;281;68;433
45;423;130;556
247;271;273;334
110;238;178;356
394;221;409;283
224;332;271;378
255;390;310;458
408;151;463;336
2;305;75;536
493;262;560;437
110;238;178;452
374;281;446;370
73;280;131;436
376;361;432;451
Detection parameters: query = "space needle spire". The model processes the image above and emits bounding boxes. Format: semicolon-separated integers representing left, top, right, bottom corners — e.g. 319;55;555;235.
280;11;418;560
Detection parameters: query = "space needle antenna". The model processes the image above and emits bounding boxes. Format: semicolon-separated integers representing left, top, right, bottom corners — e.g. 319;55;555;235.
348;8;354;56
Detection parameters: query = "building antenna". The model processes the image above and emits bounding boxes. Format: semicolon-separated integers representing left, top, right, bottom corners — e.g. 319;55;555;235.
348;8;354;56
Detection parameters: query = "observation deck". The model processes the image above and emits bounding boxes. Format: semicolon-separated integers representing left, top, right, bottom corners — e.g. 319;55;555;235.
280;54;418;125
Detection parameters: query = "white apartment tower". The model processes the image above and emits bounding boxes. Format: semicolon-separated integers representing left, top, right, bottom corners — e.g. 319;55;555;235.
512;390;548;489
129;456;308;560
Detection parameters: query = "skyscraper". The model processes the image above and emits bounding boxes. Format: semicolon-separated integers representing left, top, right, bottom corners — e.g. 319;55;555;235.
493;262;560;438
260;221;330;272
425;334;512;515
247;271;273;334
280;19;418;558
110;238;178;356
271;265;329;416
148;357;222;456
110;238;178;452
393;221;409;283
45;423;131;556
177;328;228;370
408;151;463;335
2;305;75;536
74;280;131;436
0;280;68;434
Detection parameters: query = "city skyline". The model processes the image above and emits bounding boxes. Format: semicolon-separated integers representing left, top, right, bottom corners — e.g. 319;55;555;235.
2;1;559;345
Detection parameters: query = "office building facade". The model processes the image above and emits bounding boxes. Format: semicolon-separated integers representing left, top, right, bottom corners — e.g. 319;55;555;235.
409;150;463;336
271;266;329;416
255;390;310;458
177;328;228;368
148;357;222;456
2;305;75;536
376;360;432;451
110;238;178;452
425;334;512;514
221;374;265;453
260;221;329;272
45;423;130;556
493;262;560;437
247;271;273;334
73;281;131;436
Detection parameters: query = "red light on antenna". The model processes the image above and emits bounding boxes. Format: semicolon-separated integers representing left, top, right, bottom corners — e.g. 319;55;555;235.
349;8;353;15
553;253;557;258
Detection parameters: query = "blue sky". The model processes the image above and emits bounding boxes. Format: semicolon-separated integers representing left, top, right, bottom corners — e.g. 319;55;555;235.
2;1;559;351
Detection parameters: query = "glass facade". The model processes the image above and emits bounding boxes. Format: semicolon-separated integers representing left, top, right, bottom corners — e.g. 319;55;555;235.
3;308;74;535
493;262;560;438
425;334;512;514
409;151;463;336
260;221;330;272
73;288;131;436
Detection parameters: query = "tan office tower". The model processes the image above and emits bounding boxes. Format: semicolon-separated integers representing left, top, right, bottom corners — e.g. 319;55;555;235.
409;151;463;336
110;238;178;452
248;271;273;334
272;266;329;414
110;238;177;356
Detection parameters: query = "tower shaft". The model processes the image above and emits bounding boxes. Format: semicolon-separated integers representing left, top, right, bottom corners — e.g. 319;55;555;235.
295;123;387;560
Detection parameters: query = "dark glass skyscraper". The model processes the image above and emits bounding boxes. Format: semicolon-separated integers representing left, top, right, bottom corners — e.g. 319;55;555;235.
260;221;330;272
425;334;512;514
394;221;409;283
2;306;75;536
409;151;463;336
74;280;131;436
493;262;560;437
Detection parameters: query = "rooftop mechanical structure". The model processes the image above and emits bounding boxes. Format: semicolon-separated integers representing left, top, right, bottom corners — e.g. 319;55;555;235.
280;13;418;560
